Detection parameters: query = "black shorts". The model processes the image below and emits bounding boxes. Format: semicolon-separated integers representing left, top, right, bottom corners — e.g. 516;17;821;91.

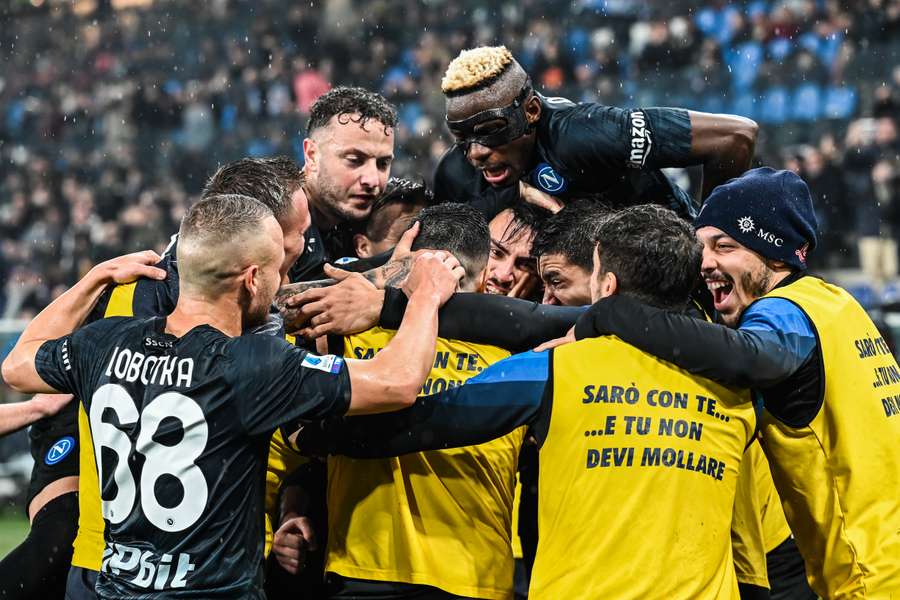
327;574;480;600
65;565;98;600
27;404;79;509
0;491;78;599
767;536;816;600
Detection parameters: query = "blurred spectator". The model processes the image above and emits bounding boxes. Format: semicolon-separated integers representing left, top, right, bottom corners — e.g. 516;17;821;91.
0;0;897;318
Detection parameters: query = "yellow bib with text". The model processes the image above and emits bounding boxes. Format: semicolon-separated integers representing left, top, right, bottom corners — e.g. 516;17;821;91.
760;276;900;598
327;327;523;599
532;337;755;599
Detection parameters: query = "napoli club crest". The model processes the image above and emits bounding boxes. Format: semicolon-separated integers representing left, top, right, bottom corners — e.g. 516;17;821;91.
533;163;567;194
45;436;75;465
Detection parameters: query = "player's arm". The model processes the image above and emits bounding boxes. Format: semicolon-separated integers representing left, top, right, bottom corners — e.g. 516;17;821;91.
573;295;814;388
564;105;757;201
297;350;551;458
0;394;74;436
382;289;584;352
686;111;759;199
2;251;166;393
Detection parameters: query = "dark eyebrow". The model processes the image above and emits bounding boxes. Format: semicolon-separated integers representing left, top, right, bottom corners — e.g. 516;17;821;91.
491;238;509;254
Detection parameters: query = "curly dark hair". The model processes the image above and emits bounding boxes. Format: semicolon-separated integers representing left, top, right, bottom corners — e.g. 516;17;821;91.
594;204;701;311
307;86;398;135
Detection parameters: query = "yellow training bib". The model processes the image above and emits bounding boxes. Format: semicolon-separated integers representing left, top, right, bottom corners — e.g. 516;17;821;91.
760;276;900;598
327;327;522;599
532;337;755;599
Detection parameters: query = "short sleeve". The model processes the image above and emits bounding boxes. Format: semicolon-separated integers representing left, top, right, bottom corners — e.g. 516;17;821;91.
34;318;126;400
739;298;817;365
34;336;79;395
553;104;693;172
229;336;351;436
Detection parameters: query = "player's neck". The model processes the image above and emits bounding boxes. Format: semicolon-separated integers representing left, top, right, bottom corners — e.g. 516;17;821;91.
166;294;243;338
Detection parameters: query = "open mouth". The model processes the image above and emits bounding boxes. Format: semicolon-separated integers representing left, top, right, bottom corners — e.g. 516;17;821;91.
481;164;510;185
484;281;508;295
706;279;733;309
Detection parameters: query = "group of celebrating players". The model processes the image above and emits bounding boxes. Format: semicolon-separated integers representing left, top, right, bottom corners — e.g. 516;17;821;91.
0;45;898;600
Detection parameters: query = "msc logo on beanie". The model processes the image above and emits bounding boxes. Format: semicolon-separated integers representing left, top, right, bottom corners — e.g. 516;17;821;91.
695;167;817;270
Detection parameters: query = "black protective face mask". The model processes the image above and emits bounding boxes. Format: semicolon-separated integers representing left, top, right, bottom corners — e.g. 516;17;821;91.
446;82;534;149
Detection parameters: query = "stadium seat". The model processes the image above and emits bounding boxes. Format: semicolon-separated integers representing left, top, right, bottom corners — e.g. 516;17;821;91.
767;38;793;62
725;42;763;92
758;86;789;124
883;282;900;305
818;32;844;67
567;28;590;62
220;104;238;133
798;32;821;57
847;283;879;310
792;83;822;121
746;1;769;18
823;86;858;120
699;94;726;114
695;7;718;36
730;91;757;120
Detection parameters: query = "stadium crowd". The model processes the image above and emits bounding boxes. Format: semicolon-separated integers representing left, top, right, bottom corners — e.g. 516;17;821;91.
1;0;899;320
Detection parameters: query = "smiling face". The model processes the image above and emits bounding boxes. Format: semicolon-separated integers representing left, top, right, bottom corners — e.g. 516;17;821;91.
485;209;538;297
539;252;592;306
303;114;394;225
697;226;780;327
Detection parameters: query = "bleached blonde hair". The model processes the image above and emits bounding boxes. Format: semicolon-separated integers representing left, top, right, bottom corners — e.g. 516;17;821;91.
441;46;515;94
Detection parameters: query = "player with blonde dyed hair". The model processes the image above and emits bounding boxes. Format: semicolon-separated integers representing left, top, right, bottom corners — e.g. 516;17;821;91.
434;45;760;223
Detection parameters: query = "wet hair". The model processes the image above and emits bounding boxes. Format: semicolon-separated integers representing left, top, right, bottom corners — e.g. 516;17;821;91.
498;202;553;248
202;157;303;222
363;177;435;241
532;200;611;270
442;46;515;95
307;86;398;135
410;203;490;287
594;204;701;311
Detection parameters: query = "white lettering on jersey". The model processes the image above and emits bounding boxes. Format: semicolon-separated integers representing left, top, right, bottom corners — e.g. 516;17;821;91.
103;543;196;590
627;110;653;169
105;347;194;388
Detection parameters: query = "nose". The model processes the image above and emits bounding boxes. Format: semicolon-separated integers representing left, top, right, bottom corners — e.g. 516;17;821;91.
359;160;380;191
700;246;717;274
466;142;492;163
491;258;515;284
542;287;559;305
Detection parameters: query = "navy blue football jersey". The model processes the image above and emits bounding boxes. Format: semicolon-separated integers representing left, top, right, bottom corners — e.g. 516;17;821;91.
35;316;350;598
434;95;697;219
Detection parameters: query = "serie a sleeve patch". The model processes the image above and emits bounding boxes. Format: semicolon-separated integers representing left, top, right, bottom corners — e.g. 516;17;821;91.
301;353;344;374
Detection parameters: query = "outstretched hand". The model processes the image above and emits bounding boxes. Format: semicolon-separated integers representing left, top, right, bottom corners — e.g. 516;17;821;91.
280;263;385;339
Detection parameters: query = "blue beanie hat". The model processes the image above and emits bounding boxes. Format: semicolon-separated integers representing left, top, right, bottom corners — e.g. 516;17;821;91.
694;167;818;270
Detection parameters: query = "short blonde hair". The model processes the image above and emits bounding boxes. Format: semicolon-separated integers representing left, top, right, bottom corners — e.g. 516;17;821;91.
441;46;514;94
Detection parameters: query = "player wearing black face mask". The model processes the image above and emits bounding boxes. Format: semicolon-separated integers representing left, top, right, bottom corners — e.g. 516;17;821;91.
434;46;759;220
